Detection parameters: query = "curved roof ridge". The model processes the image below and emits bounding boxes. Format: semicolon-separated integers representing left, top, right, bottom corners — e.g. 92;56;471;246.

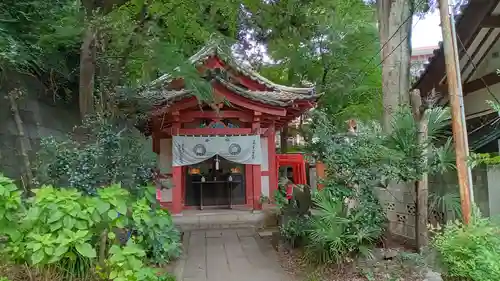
149;40;316;95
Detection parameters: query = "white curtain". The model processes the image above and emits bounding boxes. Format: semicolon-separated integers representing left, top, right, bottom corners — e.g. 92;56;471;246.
172;135;262;166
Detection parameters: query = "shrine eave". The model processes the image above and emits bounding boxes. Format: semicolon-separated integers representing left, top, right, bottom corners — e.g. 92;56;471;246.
141;78;319;108
145;40;317;95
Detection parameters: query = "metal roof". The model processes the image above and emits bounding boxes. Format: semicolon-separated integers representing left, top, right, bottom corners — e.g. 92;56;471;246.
412;0;500;99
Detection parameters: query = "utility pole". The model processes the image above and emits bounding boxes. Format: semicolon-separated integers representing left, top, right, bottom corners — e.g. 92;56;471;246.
439;0;472;224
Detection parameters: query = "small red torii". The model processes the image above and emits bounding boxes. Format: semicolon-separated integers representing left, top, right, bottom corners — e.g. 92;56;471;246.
275;153;308;185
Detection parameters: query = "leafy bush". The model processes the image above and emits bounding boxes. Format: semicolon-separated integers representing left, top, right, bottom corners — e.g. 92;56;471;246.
103;241;175;281
279;215;310;248
34;115;156;196
431;216;500;281
0;175;181;280
305;190;384;264
131;199;182;264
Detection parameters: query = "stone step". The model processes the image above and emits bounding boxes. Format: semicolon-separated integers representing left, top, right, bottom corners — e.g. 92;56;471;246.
173;210;267;231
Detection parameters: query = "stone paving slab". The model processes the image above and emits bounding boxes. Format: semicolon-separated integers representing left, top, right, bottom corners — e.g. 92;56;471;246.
176;228;289;281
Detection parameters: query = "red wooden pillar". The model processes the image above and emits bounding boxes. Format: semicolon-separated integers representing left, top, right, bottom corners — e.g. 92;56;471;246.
171;120;183;214
267;125;277;200
252;164;262;210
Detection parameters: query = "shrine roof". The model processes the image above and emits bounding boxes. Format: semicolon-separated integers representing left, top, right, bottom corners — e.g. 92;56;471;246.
138;41;319;107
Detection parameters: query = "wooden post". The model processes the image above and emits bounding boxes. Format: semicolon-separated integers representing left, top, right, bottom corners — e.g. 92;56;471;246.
267;124;278;199
171;122;182;214
252;112;262;210
411;89;429;250
245;164;253;207
316;161;325;190
439;0;472;224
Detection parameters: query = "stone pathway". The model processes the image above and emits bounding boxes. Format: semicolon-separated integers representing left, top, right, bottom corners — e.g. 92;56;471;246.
176;228;289;281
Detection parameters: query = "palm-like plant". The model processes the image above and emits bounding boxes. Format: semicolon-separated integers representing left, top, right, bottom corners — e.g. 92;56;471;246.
385;106;454;181
386;106;462;225
305;190;382;264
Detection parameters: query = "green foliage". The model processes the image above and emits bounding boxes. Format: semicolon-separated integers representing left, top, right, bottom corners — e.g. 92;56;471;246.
273;185;289;213
429;190;462;222
0;176;181;280
34;116;155;196
279;215;310;248
249;0;382;124
105;241;174;281
469;152;500;167
0;0;80;72
300;107;455;263
0;175;24;241
305;188;385;264
131;199;182;264
431;216;500;281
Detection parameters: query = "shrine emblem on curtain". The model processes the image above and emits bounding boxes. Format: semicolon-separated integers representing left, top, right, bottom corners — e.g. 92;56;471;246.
172;135;262;166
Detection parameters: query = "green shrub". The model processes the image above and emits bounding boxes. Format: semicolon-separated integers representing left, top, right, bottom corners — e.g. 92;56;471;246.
131;199;182;264
34;116;155;196
101;240;176;281
279;215;310;247
0;175;181;280
304;190;384;264
431;216;500;281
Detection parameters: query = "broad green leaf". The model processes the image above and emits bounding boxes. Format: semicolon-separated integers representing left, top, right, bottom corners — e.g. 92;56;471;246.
91;211;101;223
75;243;97;258
32;250;45;265
63;216;76;229
75;220;87;230
32;243;42;252
127;256;143;270
50;221;63;232
116;201;127;215
44;246;54;255
108;209;119;220
96;201;111;214
54;245;69;257
48;211;64;224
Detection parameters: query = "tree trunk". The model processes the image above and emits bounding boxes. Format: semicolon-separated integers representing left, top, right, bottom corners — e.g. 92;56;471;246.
377;0;413;132
8;89;33;192
280;126;288;153
410;89;429;251
415;116;429;251
79;27;97;119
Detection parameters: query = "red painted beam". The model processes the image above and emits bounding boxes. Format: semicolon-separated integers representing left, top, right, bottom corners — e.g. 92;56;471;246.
176;128;253;135
152;97;200;116
180;110;253;122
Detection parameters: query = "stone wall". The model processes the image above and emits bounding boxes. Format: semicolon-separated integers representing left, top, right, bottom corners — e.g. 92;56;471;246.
0;75;80;180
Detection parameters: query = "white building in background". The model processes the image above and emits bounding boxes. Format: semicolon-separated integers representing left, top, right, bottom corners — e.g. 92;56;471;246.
411;45;438;78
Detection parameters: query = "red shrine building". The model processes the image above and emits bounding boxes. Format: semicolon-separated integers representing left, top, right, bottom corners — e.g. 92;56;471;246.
139;42;319;215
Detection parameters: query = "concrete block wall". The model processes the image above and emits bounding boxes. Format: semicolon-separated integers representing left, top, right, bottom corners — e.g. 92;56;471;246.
377;167;492;243
376;183;417;241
